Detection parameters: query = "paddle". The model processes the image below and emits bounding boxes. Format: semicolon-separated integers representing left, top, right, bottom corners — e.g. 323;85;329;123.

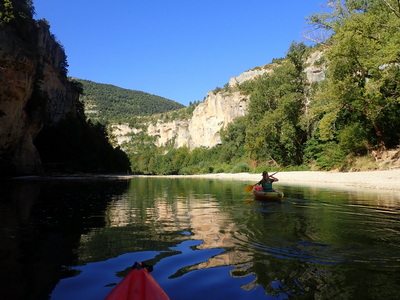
244;166;290;192
244;184;255;193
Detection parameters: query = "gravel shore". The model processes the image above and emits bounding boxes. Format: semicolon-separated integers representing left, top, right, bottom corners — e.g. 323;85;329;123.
163;169;400;191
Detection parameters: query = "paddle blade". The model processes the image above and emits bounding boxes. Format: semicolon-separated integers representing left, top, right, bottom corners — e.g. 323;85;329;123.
244;185;254;192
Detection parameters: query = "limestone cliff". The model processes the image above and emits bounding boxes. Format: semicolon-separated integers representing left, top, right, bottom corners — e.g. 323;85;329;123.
113;51;325;151
228;65;274;87
147;90;248;149
0;20;79;175
304;50;325;83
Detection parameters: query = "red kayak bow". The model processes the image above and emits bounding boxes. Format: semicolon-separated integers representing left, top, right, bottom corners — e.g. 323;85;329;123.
105;262;170;300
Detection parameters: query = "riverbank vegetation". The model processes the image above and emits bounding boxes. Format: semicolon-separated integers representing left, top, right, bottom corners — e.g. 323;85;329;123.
125;0;400;175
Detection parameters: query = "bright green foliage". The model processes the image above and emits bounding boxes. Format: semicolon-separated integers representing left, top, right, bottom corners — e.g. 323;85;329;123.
304;138;347;170
230;162;250;173
309;0;400;152
155;147;190;175
242;42;308;166
219;116;247;163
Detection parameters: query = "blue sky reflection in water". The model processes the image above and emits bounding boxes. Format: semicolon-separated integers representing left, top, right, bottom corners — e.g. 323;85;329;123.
1;177;400;299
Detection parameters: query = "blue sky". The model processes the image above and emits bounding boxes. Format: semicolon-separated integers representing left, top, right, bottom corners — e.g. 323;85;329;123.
33;0;326;106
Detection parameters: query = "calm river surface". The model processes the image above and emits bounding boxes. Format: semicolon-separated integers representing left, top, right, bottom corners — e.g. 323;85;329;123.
1;177;399;299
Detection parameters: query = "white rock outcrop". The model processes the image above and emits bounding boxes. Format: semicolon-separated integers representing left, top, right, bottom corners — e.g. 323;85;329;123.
304;50;325;83
111;124;142;145
228;66;273;87
146;90;248;149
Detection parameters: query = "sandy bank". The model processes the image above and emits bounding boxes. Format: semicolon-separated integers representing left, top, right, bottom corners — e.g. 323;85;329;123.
13;169;400;192
148;169;400;191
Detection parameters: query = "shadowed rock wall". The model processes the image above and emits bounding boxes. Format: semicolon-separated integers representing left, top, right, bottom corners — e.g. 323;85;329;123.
0;21;78;175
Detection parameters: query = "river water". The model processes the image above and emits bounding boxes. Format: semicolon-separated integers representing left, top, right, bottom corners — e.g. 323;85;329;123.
0;177;399;299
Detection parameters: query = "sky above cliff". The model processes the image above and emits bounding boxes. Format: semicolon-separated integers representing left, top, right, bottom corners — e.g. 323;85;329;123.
33;0;326;106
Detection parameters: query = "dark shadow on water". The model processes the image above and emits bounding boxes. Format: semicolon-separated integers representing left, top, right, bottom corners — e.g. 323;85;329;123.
0;178;129;300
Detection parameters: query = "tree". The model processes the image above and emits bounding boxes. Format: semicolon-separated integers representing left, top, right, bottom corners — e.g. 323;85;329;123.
0;0;34;38
219;117;247;163
243;42;308;166
309;0;400;152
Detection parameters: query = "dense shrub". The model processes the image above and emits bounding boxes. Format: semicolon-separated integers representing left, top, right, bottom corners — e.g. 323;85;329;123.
230;162;250;173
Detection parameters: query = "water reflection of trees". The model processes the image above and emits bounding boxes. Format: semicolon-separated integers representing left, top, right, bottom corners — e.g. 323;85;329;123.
235;185;400;298
0;179;129;299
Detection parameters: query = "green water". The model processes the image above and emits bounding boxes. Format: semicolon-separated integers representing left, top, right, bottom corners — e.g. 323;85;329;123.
0;177;399;299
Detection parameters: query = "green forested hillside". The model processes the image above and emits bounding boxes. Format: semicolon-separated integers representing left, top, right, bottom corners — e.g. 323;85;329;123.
72;78;185;122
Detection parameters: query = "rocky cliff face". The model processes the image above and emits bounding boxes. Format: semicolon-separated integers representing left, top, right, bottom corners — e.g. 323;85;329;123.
113;51;325;151
304;50;325;83
0;21;78;175
147;90;248;149
228;65;274;87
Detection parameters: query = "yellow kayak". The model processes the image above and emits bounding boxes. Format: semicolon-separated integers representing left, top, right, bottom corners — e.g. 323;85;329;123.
253;189;284;202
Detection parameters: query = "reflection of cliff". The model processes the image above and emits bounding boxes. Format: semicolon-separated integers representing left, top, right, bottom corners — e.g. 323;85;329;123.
104;185;252;271
185;199;252;270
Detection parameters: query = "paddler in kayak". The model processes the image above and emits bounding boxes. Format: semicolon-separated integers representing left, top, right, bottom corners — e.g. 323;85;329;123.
255;170;279;192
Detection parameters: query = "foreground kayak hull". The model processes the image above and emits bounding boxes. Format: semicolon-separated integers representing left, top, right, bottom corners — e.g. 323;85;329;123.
253;190;284;202
105;263;170;300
